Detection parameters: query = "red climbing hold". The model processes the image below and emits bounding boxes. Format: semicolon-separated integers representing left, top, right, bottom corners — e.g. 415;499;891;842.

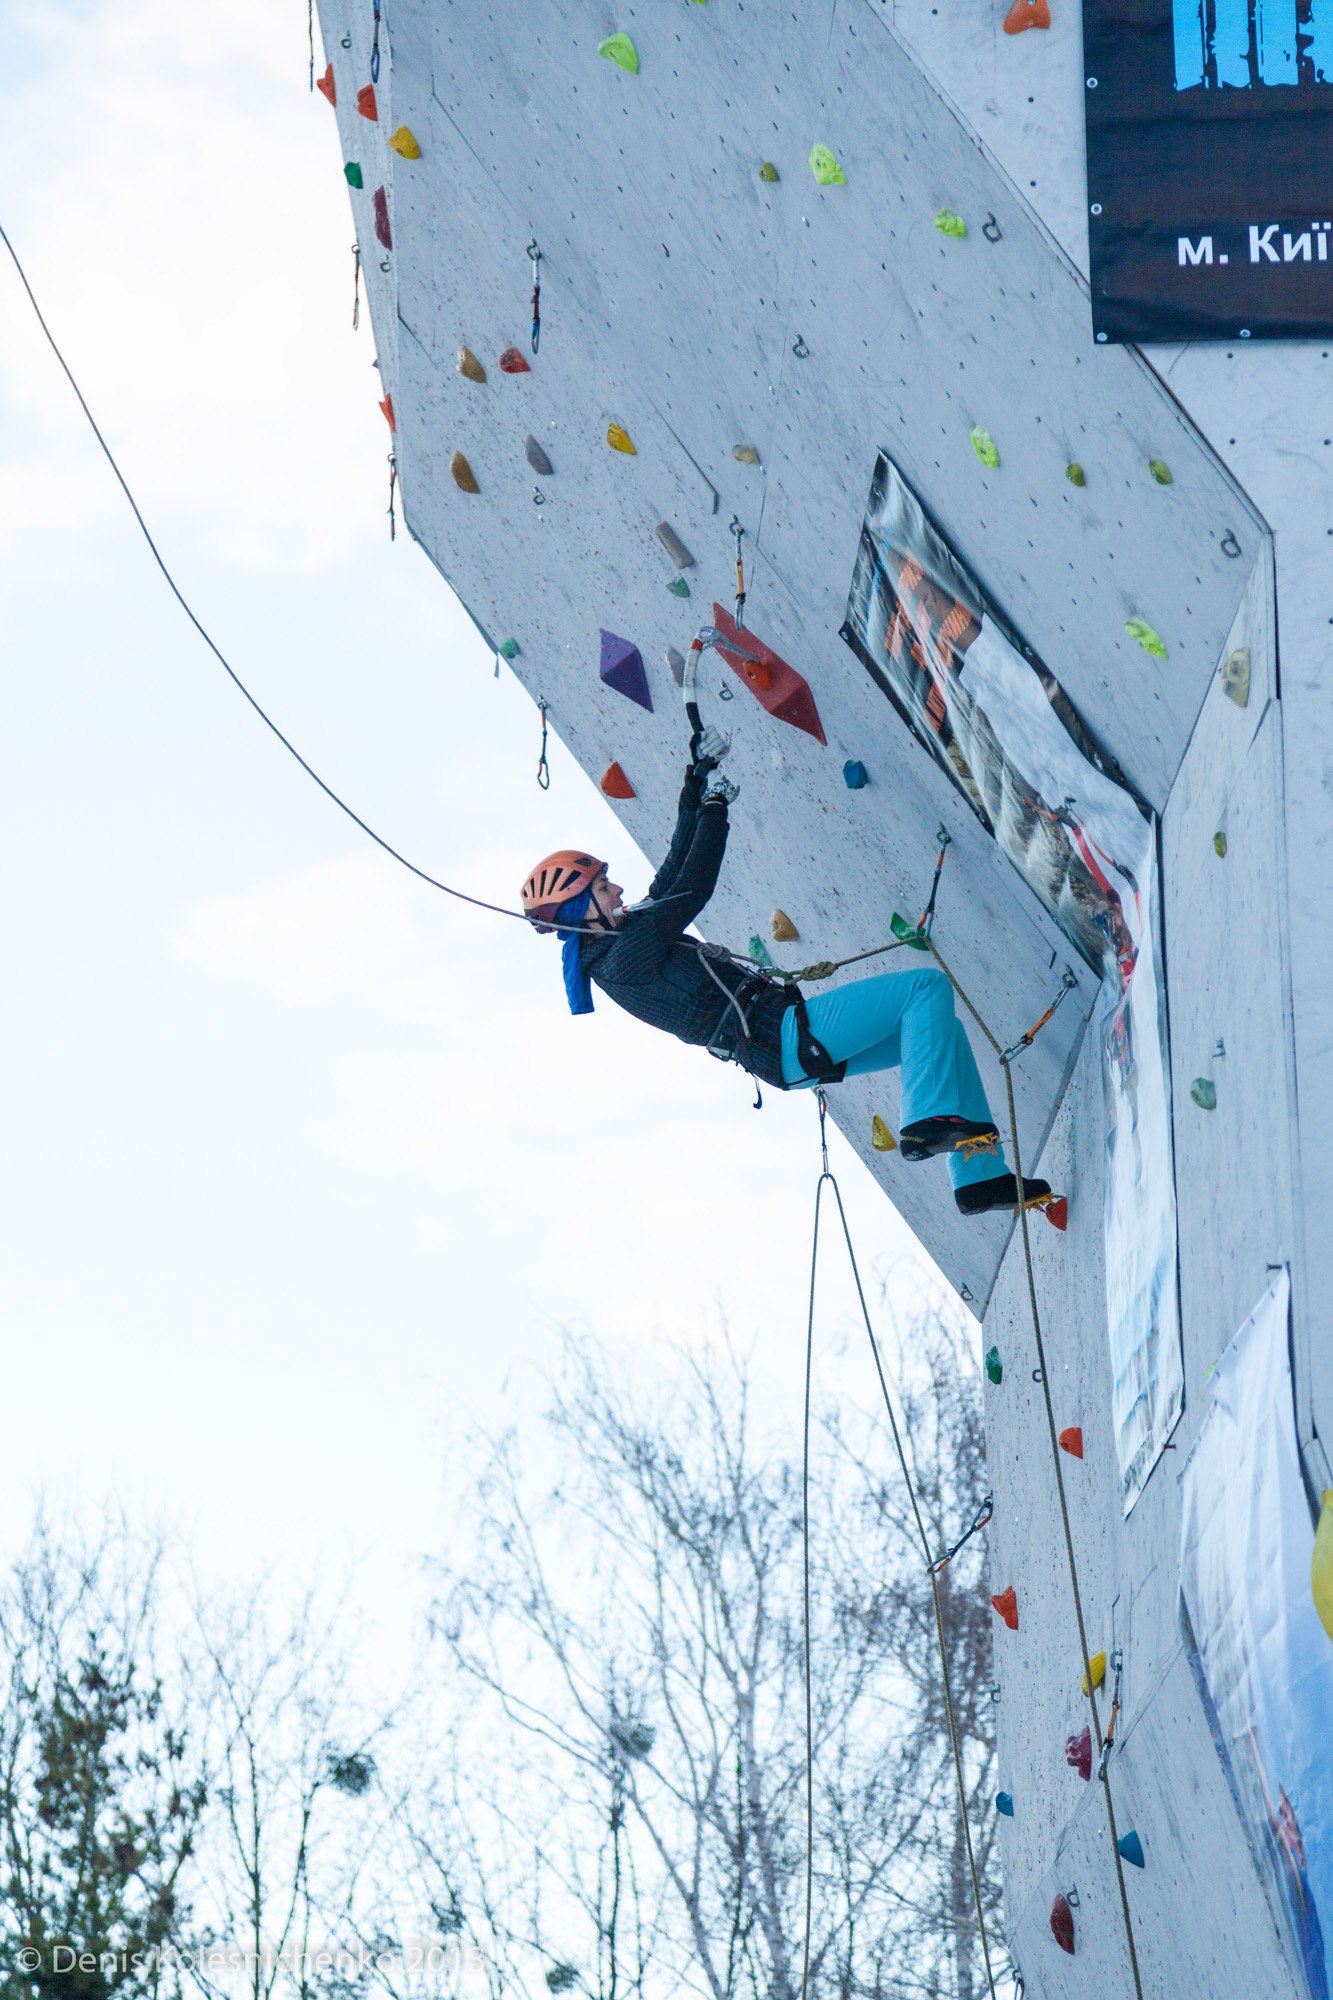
990;1587;1019;1631
1044;1196;1068;1231
373;187;392;250
357;83;378;120
379;394;396;431
600;762;635;800
709;605;826;745
316;63;336;106
1003;0;1051;28
1059;1426;1084;1459
1050;1894;1076;1956
1065;1725;1092;1781
499;347;531;374
599;631;653;711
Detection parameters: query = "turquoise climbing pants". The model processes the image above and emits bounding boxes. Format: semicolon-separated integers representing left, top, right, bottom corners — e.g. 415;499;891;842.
779;966;1006;1189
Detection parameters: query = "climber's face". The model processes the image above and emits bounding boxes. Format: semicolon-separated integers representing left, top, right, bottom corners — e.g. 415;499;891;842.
589;872;625;927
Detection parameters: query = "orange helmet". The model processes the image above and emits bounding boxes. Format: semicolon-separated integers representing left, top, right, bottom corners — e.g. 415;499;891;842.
521;849;606;932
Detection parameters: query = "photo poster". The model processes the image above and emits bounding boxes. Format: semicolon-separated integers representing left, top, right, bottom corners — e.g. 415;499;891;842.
840;451;1183;1510
1082;0;1333;342
1181;1272;1333;2000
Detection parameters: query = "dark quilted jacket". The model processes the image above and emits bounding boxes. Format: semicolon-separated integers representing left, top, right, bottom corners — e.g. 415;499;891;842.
580;778;794;1086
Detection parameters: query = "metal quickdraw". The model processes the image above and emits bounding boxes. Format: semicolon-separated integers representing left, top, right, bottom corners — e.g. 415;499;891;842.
730;516;747;629
370;0;382;82
1096;1649;1124;1779
930;1492;994;1575
1000;966;1078;1064
527;239;542;352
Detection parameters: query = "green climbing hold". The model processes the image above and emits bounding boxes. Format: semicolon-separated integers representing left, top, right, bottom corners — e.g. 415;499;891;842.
344;162;364;188
808;145;846;187
1148;458;1173;485
498;639;519;661
1190;1078;1217;1110
749;936;775;969
934;209;967;238
1214;830;1228;858
667;577;691;598
1066;462;1086;487
890;912;930;952
1126;618;1167;659
985;1346;1003;1386
759;161;779;183
598;33;639;73
971;427;1000;469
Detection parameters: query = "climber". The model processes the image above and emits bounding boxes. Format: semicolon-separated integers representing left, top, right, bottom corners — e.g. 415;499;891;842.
521;734;1052;1217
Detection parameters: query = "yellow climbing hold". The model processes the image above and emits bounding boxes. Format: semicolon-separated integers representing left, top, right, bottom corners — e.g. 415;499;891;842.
598;33;639;74
1066;462;1086;487
934;209;967;238
607;423;636;455
770;909;799;942
733;443;761;465
1222;647;1251;707
1126;618;1167;659
1148;458;1173;485
759;161;779;183
1080;1651;1107;1694
450;451;479;493
1312;1491;1333;1644
971;427;1000;469
457;345;486;383
809;145;846;187
389;125;421;159
871;1116;898;1153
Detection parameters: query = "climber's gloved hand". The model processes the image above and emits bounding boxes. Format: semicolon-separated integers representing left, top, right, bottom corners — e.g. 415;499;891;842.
702;769;740;808
690;724;731;779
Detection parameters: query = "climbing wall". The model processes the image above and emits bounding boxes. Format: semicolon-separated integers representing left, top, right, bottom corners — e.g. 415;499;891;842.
316;1;1331;1993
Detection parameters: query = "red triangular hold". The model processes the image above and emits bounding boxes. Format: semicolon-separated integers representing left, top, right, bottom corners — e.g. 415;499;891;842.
1064;1724;1092;1781
379;394;396;431
599;631;653;711
600;762;635;799
316;63;336;106
709;604;826;744
1059;1425;1084;1459
1044;1195;1068;1231
1050;1893;1075;1955
990;1586;1018;1631
1004;0;1051;28
499;347;531;374
357;83;379;120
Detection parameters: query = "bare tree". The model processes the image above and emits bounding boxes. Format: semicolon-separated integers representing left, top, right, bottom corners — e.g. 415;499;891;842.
427;1302;1005;2000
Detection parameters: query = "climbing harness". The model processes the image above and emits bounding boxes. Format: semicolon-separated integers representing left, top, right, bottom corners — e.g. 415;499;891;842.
386;451;397;541
535;698;551;790
802;1089;999;2000
527;239;542;352
351;241;362;330
370;0;382;82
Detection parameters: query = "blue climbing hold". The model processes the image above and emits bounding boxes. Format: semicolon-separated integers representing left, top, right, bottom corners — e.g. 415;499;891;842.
995;1792;1014;1817
599;631;653;711
1117;1829;1146;1869
843;760;869;789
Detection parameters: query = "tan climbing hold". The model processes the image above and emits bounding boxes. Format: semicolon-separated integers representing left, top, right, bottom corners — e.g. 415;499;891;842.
457;346;486;383
871;1116;897;1153
450;451;479;493
733;443;762;465
770;909;799;942
606;422;636;455
1221;647;1251;707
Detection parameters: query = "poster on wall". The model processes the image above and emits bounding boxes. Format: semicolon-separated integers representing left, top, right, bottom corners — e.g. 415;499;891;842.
1181;1272;1333;2000
1082;0;1333;343
840;451;1183;1511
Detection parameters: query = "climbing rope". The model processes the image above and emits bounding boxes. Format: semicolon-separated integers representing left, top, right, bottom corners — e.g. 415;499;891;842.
923;934;1146;2000
802;1091;999;2000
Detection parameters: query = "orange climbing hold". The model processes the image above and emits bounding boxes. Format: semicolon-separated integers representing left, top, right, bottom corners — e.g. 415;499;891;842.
1003;0;1051;27
709;605;827;745
357;83;378;119
600;762;635;799
316;63;336;106
1059;1426;1084;1459
379;394;396;431
499;347;531;373
1050;1894;1075;1956
991;1587;1019;1631
450;451;479;494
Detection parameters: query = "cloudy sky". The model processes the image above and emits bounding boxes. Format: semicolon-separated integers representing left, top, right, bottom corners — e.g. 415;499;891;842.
0;0;946;1662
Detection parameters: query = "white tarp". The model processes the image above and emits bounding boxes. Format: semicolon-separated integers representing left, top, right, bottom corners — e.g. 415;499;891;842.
1181;1271;1333;2000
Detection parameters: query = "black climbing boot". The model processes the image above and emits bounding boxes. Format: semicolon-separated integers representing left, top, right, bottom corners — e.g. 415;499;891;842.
899;1115;1000;1163
955;1173;1053;1218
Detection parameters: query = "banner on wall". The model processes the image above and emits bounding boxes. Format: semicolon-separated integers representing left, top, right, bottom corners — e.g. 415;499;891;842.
1082;0;1333;342
840;452;1183;1510
1181;1272;1333;2000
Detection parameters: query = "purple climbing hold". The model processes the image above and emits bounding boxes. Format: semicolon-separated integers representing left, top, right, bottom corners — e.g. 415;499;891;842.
373;187;392;250
599;631;653;711
1065;1725;1092;1782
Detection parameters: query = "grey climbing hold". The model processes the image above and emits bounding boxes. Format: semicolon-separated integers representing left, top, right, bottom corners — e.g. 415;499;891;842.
666;646;686;687
524;435;553;477
656;521;695;569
